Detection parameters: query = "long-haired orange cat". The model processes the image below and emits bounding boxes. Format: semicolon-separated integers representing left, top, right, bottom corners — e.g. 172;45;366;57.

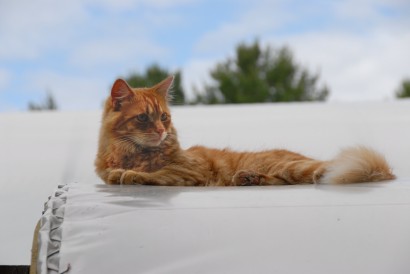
95;76;395;186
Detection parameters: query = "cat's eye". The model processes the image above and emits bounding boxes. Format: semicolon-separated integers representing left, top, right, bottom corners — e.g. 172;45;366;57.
136;113;149;123
161;113;168;122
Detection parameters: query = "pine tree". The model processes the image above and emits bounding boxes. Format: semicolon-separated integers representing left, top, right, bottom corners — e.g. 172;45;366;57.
28;91;58;111
126;64;185;105
195;41;329;104
396;79;410;98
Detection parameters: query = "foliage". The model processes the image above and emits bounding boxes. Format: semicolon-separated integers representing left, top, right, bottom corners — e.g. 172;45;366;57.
126;64;185;105
28;91;58;111
194;41;329;104
395;79;410;98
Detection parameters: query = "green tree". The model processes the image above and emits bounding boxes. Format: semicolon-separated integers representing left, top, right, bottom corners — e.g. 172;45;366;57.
28;91;58;111
126;64;185;105
195;41;329;104
395;79;410;98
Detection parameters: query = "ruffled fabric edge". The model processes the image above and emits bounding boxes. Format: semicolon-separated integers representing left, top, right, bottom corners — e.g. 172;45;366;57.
37;184;70;274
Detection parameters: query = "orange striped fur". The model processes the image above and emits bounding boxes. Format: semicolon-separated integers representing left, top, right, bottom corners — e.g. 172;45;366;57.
95;76;395;186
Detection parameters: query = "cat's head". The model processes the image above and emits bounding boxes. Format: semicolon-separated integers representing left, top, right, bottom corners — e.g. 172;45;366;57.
103;76;175;148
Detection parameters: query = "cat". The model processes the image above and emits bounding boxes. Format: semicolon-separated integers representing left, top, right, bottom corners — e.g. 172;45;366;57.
95;76;395;186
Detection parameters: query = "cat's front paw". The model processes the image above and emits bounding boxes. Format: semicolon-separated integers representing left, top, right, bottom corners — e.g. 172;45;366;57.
120;170;147;185
232;170;265;186
107;169;125;184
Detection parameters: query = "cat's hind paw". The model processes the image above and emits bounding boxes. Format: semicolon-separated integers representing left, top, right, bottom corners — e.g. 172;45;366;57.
232;170;266;186
313;166;326;184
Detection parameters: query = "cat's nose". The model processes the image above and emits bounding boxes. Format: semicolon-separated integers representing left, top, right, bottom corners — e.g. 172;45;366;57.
156;128;165;135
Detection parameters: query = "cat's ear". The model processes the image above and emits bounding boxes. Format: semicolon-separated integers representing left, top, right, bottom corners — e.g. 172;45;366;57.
111;79;133;110
153;75;174;100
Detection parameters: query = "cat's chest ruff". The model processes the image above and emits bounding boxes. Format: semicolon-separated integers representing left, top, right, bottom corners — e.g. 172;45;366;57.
121;149;169;172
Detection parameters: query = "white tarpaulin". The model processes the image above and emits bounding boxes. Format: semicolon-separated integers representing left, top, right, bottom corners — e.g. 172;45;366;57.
38;181;410;274
1;100;410;265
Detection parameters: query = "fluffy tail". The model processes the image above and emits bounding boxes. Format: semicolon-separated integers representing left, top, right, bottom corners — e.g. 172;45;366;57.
320;146;395;184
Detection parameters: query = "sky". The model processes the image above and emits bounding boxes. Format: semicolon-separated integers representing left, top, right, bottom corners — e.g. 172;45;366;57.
0;0;409;111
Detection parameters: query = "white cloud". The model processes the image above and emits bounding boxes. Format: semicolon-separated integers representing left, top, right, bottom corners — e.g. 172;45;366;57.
270;28;410;101
0;0;187;62
84;0;197;10
70;37;168;70
194;2;287;55
335;0;410;20
27;71;110;111
0;0;87;60
138;0;198;9
84;0;139;11
182;58;216;101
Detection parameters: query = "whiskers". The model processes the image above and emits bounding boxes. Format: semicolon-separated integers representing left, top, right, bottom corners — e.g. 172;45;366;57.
112;128;177;152
164;131;177;141
113;135;141;152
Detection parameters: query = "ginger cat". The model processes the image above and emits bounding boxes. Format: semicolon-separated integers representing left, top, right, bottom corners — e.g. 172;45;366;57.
95;76;395;186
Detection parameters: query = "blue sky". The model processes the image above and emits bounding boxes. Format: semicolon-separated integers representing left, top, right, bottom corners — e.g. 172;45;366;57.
0;0;409;111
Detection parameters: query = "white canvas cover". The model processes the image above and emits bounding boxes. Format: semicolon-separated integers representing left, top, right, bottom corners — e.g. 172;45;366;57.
38;181;410;274
2;100;409;265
